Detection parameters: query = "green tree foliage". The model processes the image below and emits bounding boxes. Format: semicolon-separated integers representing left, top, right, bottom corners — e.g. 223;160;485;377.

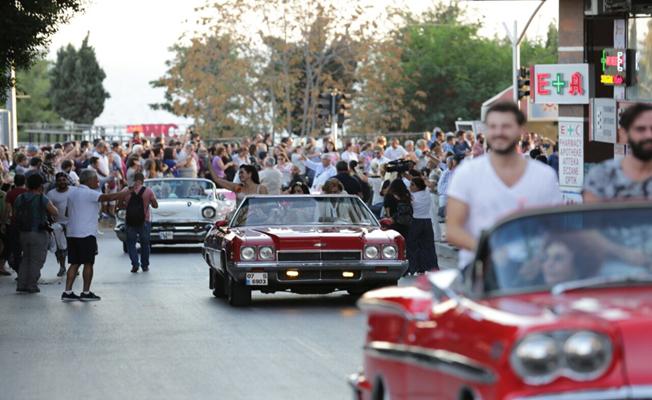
15;59;61;123
49;34;110;124
0;0;84;102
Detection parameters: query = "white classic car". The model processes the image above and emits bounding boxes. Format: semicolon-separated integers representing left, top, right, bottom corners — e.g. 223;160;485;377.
115;178;236;251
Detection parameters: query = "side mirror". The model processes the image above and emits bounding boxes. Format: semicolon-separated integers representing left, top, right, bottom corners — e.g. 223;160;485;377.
427;269;462;301
379;218;393;230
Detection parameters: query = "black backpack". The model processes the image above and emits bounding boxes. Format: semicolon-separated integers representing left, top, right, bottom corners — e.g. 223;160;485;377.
125;187;146;227
15;194;45;232
393;201;413;226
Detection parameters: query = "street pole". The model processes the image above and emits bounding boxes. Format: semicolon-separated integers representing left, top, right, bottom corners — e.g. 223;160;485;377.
4;67;18;149
330;92;338;146
504;21;520;104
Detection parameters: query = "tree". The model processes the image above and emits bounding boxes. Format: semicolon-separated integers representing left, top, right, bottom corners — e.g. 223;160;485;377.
0;0;84;102
49;34;110;124
15;59;61;123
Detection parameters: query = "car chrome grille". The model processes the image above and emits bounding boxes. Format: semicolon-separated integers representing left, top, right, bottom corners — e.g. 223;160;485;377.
277;251;361;262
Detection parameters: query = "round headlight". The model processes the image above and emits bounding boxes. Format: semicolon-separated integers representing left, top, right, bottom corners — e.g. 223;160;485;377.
511;334;560;385
364;245;379;259
202;207;216;219
259;246;275;260
240;246;256;261
382;245;397;259
563;331;612;379
117;209;126;220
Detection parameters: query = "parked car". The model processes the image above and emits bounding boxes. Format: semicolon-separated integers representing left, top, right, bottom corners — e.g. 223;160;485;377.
202;194;408;306
115;178;235;251
351;202;652;400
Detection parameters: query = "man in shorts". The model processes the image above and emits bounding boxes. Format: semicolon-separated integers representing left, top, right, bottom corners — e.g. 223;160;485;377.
62;169;129;302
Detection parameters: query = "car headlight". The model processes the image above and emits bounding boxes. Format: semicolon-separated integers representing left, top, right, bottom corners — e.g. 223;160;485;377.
364;245;379;259
117;209;126;220
202;207;216;219
511;331;613;385
382;245;397;259
240;246;256;261
510;334;560;385
563;331;612;379
259;246;275;260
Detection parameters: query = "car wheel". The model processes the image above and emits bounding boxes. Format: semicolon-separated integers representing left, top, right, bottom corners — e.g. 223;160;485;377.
122;242;128;253
211;269;227;298
227;275;251;307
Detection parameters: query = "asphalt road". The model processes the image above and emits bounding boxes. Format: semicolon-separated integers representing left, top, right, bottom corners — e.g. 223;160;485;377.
0;229;455;400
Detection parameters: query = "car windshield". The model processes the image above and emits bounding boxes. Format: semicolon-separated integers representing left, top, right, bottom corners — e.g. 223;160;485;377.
484;206;652;295
146;179;214;200
231;196;378;227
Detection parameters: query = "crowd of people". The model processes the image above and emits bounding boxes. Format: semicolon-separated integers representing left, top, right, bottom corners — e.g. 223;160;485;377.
0;112;567;298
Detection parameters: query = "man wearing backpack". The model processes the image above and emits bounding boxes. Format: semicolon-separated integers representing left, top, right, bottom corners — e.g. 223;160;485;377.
15;174;59;293
122;172;158;273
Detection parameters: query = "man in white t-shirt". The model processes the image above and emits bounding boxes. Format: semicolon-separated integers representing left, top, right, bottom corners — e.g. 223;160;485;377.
259;157;283;195
47;172;74;277
61;169;130;302
446;102;563;268
384;138;407;161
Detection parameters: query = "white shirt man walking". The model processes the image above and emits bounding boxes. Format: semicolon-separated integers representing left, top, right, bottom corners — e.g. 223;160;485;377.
62;169;130;302
446;102;563;268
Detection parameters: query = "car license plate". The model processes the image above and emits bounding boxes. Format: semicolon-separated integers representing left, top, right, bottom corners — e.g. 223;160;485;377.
159;231;174;240
245;272;268;286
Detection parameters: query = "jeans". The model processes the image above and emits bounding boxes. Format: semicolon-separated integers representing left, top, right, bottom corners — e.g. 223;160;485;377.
126;222;151;268
406;218;438;273
17;231;49;289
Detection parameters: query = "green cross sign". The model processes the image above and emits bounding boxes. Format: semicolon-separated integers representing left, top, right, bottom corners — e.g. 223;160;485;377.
552;73;567;95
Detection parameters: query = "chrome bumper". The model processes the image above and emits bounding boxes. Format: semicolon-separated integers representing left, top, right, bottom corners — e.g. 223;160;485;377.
512;386;652;400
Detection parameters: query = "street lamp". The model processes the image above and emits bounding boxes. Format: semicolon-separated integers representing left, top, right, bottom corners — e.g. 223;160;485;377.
463;0;548;103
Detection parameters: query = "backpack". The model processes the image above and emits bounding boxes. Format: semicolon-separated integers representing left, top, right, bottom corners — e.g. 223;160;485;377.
125;187;147;227
393;201;413;226
15;194;45;232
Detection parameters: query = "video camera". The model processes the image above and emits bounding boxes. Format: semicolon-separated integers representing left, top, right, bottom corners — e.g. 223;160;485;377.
385;159;414;174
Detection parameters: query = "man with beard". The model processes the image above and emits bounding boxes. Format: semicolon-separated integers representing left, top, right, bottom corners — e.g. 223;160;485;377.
446;102;563;268
584;103;652;201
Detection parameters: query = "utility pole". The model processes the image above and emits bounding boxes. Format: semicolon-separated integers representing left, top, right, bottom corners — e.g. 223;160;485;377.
3;67;18;149
504;21;520;104
330;89;338;146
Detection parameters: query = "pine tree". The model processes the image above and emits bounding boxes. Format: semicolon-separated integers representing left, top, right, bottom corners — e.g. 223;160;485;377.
49;33;110;124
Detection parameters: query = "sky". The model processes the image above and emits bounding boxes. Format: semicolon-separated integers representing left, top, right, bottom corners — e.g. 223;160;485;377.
46;0;559;126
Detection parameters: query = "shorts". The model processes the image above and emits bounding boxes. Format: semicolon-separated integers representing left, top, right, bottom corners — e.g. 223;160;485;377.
67;236;98;265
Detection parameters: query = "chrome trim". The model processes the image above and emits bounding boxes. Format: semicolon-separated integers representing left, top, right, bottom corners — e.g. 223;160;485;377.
234;260;407;269
513;385;652;400
364;341;496;384
358;298;429;321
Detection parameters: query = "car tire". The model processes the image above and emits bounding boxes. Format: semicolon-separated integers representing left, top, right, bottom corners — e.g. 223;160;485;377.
372;377;391;400
211;269;227;298
227;275;251;307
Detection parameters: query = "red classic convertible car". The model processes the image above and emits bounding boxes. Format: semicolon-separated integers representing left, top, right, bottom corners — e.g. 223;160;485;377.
202;195;408;306
351;202;652;400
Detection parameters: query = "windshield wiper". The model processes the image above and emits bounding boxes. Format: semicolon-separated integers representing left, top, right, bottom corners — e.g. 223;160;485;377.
551;273;652;296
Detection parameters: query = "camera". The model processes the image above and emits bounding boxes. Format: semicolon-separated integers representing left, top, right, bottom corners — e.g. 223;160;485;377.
385;159;414;173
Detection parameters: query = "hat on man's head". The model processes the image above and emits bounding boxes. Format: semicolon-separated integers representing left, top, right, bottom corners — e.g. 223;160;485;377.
445;132;455;139
26;144;38;154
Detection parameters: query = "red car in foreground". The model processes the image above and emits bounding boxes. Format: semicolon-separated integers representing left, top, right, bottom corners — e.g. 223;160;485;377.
202;195;407;306
351;202;652;400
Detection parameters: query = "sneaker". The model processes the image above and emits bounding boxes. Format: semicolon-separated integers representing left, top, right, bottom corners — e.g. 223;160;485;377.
79;292;101;302
141;266;149;272
16;287;29;293
27;287;40;293
131;266;139;273
61;292;80;302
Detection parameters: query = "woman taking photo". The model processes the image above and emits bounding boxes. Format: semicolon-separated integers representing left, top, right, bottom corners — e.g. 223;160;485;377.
408;177;439;274
210;164;268;205
383;179;411;241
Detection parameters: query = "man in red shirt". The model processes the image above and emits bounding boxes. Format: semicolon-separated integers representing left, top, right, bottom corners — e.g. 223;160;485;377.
5;174;28;272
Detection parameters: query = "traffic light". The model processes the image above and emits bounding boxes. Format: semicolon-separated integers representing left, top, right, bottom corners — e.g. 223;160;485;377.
316;92;334;120
336;93;352;128
517;66;531;100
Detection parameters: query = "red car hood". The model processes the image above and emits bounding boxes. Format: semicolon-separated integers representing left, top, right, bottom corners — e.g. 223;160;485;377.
232;225;392;250
482;287;652;386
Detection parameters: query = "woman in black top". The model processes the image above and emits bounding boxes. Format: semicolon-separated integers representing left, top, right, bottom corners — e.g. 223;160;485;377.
383;178;411;239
